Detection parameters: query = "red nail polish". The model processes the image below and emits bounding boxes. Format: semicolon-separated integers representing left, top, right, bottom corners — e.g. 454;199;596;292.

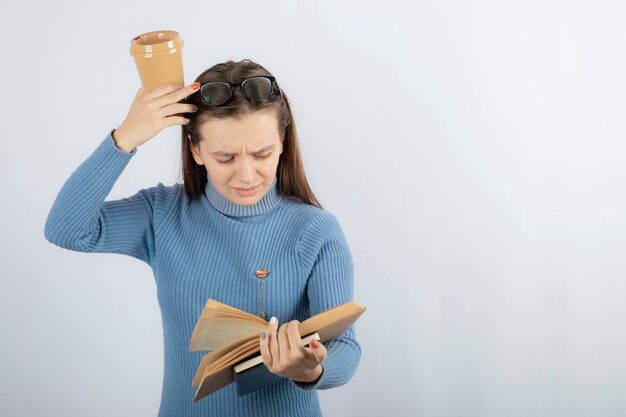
310;339;319;348
192;82;200;90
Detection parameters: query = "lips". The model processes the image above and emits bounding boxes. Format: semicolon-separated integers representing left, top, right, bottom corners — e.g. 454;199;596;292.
233;184;262;197
235;185;260;191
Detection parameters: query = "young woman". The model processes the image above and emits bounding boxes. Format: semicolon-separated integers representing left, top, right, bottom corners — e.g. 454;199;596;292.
45;59;361;417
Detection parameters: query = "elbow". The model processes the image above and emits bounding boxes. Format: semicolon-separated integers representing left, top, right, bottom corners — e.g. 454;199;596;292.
44;212;84;250
344;338;362;383
342;329;362;384
44;219;69;249
44;212;61;246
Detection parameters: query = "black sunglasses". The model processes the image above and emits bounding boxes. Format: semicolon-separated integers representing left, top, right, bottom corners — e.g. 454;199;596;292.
188;76;282;106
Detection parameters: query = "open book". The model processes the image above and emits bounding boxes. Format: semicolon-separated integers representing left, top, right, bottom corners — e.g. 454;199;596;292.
188;298;367;402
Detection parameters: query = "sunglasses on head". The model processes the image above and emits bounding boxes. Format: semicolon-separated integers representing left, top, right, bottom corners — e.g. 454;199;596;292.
188;75;282;106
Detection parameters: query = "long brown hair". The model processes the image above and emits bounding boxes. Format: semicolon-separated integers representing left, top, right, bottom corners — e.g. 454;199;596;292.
181;59;323;209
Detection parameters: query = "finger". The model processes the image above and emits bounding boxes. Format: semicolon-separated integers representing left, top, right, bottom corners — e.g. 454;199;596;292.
157;82;201;107
286;320;304;353
259;331;272;368
308;339;327;365
146;83;184;100
159;103;198;118
268;317;280;367
277;322;291;366
161;115;190;129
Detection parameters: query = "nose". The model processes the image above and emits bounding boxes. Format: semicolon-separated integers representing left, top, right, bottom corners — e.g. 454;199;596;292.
237;157;256;183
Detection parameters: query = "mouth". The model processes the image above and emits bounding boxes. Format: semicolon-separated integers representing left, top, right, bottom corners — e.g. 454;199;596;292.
234;184;261;191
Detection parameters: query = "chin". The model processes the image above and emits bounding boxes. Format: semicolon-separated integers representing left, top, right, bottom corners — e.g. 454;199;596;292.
231;191;264;206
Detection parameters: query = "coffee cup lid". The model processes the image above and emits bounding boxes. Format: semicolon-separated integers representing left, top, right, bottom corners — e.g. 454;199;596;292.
130;30;184;57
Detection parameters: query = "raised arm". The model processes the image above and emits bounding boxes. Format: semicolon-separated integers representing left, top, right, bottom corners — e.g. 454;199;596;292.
44;130;168;264
45;82;199;264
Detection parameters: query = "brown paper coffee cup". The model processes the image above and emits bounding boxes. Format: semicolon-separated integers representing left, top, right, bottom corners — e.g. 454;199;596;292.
129;30;185;94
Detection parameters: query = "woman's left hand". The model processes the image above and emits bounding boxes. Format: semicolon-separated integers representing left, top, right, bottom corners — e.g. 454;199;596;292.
259;317;326;383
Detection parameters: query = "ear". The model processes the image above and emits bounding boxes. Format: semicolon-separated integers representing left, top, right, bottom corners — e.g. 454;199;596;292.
188;134;205;165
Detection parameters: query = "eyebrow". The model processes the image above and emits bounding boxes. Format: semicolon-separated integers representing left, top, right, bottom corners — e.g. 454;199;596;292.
210;144;276;157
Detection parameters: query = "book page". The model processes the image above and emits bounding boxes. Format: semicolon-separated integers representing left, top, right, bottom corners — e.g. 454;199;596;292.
189;318;267;351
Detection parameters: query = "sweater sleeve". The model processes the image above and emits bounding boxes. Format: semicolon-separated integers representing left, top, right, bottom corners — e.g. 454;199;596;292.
292;211;361;391
44;129;166;266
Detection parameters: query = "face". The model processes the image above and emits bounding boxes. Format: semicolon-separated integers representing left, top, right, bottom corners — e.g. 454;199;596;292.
188;109;284;206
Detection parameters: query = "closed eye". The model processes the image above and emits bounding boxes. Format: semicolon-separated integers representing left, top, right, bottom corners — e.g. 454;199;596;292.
216;153;271;164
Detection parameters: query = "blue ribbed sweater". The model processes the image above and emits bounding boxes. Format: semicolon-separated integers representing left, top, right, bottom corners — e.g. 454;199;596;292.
44;129;361;417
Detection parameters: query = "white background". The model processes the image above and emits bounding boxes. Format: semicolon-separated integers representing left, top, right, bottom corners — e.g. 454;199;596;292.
1;1;625;416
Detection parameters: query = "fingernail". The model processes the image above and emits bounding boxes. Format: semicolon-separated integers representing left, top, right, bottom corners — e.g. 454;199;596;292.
269;316;277;325
192;82;201;90
310;339;319;348
261;331;266;340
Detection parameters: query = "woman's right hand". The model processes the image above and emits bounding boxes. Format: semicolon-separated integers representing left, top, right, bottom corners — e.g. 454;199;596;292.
112;82;200;153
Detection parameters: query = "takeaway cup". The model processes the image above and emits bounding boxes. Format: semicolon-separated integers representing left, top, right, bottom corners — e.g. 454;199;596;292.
129;30;185;93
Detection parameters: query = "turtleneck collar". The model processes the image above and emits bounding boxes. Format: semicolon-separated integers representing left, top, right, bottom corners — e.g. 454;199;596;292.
204;175;283;217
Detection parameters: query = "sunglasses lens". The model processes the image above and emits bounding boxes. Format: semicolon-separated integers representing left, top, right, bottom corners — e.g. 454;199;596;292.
200;82;230;105
242;77;273;102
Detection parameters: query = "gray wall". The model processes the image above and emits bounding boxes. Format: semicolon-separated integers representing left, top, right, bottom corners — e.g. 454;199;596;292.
1;0;625;416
